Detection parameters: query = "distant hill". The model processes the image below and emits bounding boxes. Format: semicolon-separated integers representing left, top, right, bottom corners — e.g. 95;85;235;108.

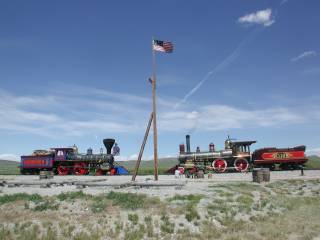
0;159;20;175
0;159;19;164
117;157;179;174
305;155;320;169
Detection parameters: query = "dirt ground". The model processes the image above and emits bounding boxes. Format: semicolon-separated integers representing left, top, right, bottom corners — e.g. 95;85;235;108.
0;170;319;198
1;171;320;240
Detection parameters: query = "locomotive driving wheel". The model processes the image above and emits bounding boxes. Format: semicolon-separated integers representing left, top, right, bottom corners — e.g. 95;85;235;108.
109;168;117;176
73;162;88;175
212;159;227;173
234;158;249;172
57;165;69;175
96;168;105;176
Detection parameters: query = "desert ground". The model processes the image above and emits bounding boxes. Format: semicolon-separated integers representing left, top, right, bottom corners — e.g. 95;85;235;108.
1;171;320;240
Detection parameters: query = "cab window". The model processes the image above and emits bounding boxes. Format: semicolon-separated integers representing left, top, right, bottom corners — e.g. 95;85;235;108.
57;150;64;156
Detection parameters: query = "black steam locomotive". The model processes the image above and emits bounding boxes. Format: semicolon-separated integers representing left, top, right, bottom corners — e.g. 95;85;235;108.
178;135;256;175
178;134;308;176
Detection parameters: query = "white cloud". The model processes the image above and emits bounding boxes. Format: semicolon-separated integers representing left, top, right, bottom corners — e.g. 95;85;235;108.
158;105;306;132
160;154;177;159
291;51;317;62
128;154;138;161
114;155;129;161
0;154;19;161
0;86;319;138
306;148;320;156
238;8;274;27
147;155;155;161
0;87;148;137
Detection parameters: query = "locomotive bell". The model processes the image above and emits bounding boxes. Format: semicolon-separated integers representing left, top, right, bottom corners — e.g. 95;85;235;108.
103;139;115;154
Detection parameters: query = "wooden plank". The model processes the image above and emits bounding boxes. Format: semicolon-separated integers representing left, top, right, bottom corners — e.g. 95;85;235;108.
132;112;153;181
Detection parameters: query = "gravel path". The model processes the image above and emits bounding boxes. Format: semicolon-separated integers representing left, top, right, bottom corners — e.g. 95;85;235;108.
0;170;319;198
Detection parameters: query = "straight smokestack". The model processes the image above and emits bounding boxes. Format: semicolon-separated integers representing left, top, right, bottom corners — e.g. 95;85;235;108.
186;135;191;153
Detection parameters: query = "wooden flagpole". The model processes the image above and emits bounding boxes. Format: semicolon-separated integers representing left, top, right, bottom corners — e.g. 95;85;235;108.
131;112;154;181
152;37;159;181
131;38;159;181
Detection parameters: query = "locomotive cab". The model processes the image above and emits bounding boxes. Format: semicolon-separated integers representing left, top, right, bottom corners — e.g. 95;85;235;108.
227;140;256;172
230;141;256;156
52;148;75;161
224;136;256;156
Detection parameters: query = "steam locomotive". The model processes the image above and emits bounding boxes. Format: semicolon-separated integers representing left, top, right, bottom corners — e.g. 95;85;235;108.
20;138;122;175
178;135;308;175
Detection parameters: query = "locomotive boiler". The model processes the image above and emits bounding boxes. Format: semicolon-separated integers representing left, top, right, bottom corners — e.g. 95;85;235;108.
20;138;122;175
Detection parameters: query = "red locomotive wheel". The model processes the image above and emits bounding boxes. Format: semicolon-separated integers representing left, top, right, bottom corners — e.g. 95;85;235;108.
109;168;117;176
73;162;88;175
96;169;104;176
212;159;227;173
57;165;69;175
234;158;249;172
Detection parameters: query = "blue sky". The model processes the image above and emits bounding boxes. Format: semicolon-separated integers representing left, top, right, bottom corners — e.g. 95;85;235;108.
1;0;320;161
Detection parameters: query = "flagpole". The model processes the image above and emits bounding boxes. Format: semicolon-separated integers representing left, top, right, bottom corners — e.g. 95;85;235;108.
152;37;159;181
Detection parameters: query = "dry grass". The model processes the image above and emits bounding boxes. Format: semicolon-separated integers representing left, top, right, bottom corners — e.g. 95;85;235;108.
1;180;320;239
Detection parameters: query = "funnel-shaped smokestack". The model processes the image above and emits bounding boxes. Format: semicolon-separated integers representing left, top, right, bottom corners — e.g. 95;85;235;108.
103;138;115;154
186;135;191;153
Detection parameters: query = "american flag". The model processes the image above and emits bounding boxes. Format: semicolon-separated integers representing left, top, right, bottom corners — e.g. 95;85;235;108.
153;40;173;53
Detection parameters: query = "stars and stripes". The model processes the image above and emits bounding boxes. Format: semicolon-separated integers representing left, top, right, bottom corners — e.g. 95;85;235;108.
153;40;173;53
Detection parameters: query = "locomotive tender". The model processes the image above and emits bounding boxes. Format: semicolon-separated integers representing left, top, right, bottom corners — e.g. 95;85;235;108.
20;138;118;175
178;135;308;175
252;145;308;170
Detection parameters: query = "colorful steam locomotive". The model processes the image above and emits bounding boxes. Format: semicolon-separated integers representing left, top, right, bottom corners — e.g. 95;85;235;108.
20;138;127;175
178;135;308;175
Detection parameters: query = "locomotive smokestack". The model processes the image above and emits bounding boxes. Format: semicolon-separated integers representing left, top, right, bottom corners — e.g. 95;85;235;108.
103;139;115;154
186;135;191;153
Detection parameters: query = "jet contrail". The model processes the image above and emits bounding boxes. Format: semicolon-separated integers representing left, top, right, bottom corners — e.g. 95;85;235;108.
174;4;288;134
174;1;288;110
174;28;261;110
